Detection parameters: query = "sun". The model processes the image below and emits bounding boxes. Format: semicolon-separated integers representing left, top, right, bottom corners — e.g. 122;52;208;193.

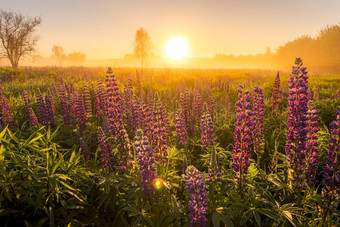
166;37;188;60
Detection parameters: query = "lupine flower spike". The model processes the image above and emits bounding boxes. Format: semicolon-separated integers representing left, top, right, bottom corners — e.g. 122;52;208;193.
233;84;253;193
185;165;208;227
320;107;340;216
272;71;280;112
285;58;309;192
252;86;265;161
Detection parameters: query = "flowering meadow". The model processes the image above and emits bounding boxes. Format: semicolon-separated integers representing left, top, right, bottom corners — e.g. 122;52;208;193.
0;58;340;226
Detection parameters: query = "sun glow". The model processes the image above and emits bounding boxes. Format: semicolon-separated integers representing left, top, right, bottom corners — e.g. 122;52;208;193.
166;37;188;60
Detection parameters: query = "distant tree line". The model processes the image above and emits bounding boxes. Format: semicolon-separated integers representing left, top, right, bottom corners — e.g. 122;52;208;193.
275;23;340;72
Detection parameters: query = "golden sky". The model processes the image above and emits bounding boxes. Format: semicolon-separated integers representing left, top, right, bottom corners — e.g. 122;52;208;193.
2;0;340;59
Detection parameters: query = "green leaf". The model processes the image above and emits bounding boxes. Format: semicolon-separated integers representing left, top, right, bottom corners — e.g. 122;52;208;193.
253;210;261;227
212;212;220;227
257;208;278;221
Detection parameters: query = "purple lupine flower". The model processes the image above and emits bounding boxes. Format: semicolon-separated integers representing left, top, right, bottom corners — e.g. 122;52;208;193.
97;78;107;115
123;78;133;127
80;137;90;163
151;93;168;164
36;90;48;127
272;71;280;112
285;58;309;192
58;84;71;125
69;91;77;119
185;165;208;227
193;90;203;130
305;102;319;186
105;69;132;170
147;90;153;108
45;90;56;124
233;84;253;192
136;69;142;98
28;107;38;126
0;95;12;126
308;88;314;101
76;89;87;131
83;87;92;116
23;90;32;120
142;102;154;140
134;129;158;198
207;95;214;121
97;126;115;171
180;89;192;133
225;94;230;118
160;104;171;135
200;103;214;150
208;147;221;182
252;86;265;156
321;107;340;216
175;102;188;146
94;85;102;116
315;85;320;101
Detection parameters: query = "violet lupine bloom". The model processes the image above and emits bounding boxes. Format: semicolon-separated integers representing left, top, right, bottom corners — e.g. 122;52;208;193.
315;86;320;101
305;102;319;186
272;71;280;112
80;137;90;163
208;147;221;182
0;95;12;126
28;107;38;126
105;69;132;170
180;89;192;133
252;86;265;156
200;103;214;150
142;102;154;140
320;107;340;216
23;90;32;120
225;94;230;118
58;84;71;125
193;90;204;130
97;126;115;171
185;165;208;227
134;129;158;198
76;89;87;131
36;90;48;127
45;90;56;124
308;88;314;101
285;58;309;192
207;95;214;121
94;86;102;116
147;90;154;108
175;103;188;146
69;91;77;119
83;87;92;117
233;84;253;192
151;93;168;163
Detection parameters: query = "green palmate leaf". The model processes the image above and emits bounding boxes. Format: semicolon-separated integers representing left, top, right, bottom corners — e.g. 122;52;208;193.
240;210;252;225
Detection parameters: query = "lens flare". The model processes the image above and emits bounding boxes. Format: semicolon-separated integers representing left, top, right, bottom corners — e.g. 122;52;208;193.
152;178;165;190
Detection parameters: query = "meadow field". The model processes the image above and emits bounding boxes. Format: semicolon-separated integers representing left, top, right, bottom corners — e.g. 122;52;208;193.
0;60;340;226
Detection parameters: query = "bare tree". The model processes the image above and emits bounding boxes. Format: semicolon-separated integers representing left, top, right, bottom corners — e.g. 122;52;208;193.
52;45;65;65
0;10;41;68
133;27;152;69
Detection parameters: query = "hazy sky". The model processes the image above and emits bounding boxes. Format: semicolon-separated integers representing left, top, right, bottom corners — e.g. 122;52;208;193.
1;0;340;59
